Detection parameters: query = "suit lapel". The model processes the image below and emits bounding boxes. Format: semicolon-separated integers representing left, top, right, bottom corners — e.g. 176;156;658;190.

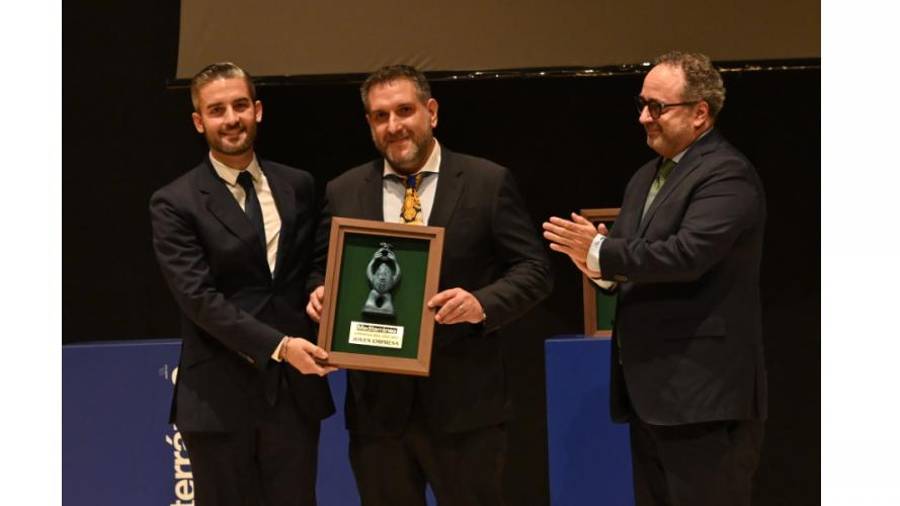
360;161;385;220
637;129;721;236
263;162;295;280
197;159;268;264
428;149;464;227
624;161;657;237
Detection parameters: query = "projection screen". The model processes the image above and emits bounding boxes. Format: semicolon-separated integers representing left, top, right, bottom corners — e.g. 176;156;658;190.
176;0;819;79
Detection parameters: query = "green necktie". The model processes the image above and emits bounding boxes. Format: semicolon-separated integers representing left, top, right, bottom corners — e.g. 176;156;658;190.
642;158;677;217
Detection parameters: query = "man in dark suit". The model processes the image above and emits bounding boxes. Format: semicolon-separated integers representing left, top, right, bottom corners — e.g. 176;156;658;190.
150;62;336;506
306;65;552;506
543;51;767;506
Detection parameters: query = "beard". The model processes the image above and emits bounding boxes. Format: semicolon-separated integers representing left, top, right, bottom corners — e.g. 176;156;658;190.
207;123;256;156
374;129;434;174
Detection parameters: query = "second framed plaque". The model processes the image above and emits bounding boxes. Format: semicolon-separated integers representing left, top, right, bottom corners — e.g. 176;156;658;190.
317;217;444;376
580;208;620;338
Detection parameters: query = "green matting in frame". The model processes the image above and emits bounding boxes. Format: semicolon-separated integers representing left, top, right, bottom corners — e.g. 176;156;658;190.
594;288;617;333
331;233;429;359
318;217;443;376
580;208;620;338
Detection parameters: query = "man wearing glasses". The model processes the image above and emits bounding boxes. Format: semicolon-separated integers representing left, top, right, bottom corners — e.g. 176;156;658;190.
543;51;766;506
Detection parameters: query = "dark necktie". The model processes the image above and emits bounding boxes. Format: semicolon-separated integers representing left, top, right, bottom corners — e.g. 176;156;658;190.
236;171;267;252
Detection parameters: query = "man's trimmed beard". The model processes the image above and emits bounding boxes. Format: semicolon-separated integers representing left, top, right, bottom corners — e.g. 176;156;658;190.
374;129;433;174
208;123;256;156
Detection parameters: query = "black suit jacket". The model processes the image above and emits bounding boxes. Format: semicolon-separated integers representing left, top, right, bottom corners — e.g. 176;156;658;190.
600;129;767;425
308;147;552;435
150;158;334;432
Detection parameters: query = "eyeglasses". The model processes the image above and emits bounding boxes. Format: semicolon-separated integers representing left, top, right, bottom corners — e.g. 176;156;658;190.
634;97;699;119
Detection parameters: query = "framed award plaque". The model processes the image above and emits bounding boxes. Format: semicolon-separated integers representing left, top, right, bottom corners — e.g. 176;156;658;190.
317;217;444;376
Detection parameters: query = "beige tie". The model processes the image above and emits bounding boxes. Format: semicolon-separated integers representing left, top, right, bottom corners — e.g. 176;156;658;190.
401;173;425;224
642;159;677;217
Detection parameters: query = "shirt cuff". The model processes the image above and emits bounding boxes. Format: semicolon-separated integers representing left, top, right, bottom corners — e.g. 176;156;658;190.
592;277;617;290
587;233;605;272
587;234;617;289
271;336;289;362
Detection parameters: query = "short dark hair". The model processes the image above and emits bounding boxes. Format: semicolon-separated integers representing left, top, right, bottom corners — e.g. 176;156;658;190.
190;62;256;111
654;51;726;119
359;65;431;112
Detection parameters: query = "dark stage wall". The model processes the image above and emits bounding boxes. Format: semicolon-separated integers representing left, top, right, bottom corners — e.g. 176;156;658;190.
64;2;820;505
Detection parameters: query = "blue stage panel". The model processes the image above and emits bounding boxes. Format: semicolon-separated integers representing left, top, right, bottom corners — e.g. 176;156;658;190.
63;340;181;505
545;336;635;506
62;340;437;506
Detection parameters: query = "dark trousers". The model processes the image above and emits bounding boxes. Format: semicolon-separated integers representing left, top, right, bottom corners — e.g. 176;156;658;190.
348;417;507;506
181;397;321;506
629;418;764;506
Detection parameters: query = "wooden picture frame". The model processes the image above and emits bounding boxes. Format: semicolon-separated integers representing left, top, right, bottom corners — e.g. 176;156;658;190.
580;208;620;338
317;217;444;376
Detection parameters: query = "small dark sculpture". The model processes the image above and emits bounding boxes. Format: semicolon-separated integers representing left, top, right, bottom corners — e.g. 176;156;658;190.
362;242;402;317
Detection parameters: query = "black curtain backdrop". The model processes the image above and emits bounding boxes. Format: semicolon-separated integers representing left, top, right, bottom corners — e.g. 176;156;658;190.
63;3;820;505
